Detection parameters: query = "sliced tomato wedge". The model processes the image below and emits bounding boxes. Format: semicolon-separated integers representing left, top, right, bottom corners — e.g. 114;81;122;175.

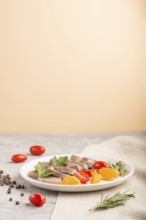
80;170;98;177
93;161;110;170
73;171;90;184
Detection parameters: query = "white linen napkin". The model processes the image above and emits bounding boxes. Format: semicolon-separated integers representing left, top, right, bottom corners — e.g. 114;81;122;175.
51;136;146;220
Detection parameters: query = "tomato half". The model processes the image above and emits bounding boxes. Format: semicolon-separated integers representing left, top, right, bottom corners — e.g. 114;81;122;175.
93;161;110;169
80;170;97;177
11;154;27;163
29;193;46;207
73;171;90;184
30;145;45;155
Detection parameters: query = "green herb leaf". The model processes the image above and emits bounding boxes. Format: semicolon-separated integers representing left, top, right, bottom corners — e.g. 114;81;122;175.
50;156;68;167
109;161;128;175
57;156;68;166
89;191;135;212
36;162;54;178
50;156;58;167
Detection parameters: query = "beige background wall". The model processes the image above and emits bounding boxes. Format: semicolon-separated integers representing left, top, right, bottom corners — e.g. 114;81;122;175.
0;0;145;133
144;1;146;129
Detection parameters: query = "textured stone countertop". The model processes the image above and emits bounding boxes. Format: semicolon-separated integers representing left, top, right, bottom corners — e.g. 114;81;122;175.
0;132;145;220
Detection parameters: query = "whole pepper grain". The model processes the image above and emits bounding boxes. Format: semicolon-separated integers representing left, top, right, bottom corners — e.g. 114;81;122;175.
18;185;22;189
7;190;11;194
12;180;16;185
1;170;27;207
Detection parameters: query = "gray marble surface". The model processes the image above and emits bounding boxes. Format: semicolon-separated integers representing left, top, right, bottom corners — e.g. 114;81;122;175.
0;132;145;220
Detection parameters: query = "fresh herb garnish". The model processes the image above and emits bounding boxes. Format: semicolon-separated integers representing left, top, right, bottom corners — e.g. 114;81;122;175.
109;161;128;175
50;156;68;167
89;191;135;211
36;162;54;178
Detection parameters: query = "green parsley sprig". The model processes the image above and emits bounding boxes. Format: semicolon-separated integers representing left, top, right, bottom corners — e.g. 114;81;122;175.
50;156;68;167
109;161;128;175
36;162;54;178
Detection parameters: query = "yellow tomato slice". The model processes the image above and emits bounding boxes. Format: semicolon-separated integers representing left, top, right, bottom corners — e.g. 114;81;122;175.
60;175;81;185
91;170;101;184
99;168;119;181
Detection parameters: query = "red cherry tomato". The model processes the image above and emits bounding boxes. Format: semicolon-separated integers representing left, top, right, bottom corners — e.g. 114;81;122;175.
11;154;27;163
29;193;46;207
30;145;45;155
80;170;98;177
74;171;90;184
93;161;110;169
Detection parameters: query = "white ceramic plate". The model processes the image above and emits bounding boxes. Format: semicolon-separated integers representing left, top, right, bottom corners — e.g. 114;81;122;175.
20;154;134;192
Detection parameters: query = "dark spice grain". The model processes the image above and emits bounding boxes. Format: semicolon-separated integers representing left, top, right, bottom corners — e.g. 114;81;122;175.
21;185;25;189
15;201;20;205
0;170;26;207
13;180;16;185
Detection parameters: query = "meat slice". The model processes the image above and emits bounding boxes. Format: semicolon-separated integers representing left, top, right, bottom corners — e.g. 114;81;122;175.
70;155;81;162
38;177;61;184
28;171;38;179
81;157;96;168
56;166;77;175
66;162;82;171
81;161;93;168
82;157;96;164
69;160;88;170
47;166;67;179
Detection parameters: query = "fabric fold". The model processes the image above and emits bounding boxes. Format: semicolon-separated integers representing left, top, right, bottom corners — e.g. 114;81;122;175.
51;136;146;220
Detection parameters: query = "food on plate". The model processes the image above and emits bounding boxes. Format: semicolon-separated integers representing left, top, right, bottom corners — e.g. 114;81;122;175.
30;145;45;155
28;155;128;185
91;170;101;184
74;171;90;184
11;154;27;163
109;161;128;175
99;168;119;180
93;161;110;169
60;176;81;185
29;193;46;207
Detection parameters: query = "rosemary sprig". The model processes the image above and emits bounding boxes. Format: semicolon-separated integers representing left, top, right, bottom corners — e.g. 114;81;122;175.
89;191;135;212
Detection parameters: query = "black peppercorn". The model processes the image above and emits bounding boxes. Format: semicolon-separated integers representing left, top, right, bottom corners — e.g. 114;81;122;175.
15;201;20;205
13;180;16;185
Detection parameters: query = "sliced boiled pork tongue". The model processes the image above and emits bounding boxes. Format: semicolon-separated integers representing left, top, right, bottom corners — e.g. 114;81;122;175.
38;177;61;184
47;166;67;179
66;162;82;171
70;155;81;162
56;166;77;175
69;160;88;169
28;171;38;179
